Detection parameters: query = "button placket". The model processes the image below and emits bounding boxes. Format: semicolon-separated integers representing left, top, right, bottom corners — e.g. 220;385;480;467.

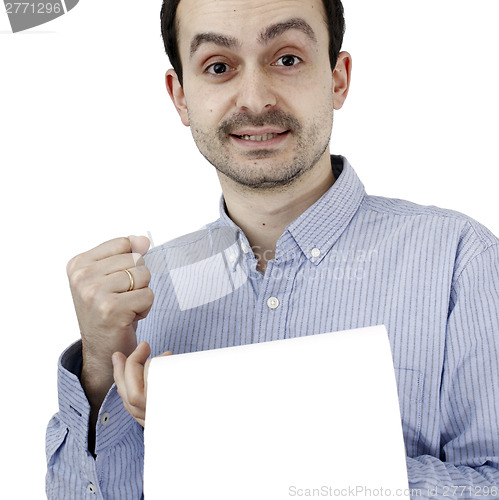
252;258;293;343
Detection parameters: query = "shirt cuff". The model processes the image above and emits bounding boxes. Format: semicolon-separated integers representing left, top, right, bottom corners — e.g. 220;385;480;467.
94;381;138;456
57;340;92;450
57;340;138;454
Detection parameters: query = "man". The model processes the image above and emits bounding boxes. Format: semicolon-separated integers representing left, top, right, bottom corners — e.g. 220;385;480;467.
46;0;499;498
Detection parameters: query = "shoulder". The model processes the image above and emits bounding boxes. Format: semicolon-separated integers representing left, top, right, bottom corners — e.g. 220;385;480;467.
362;193;498;247
360;193;499;275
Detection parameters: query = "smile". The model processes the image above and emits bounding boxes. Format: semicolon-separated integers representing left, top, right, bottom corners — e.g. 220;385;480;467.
230;130;289;145
237;133;280;142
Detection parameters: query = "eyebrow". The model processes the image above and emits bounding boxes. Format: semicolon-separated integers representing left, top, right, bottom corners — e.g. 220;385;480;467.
258;18;317;45
189;17;317;59
190;33;240;58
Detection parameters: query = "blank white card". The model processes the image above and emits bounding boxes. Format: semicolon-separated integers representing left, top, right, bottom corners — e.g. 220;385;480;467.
144;325;409;499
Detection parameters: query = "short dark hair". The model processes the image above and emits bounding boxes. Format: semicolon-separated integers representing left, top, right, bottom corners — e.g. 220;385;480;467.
160;0;345;87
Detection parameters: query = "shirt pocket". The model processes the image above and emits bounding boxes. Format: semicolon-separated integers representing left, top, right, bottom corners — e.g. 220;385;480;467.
394;368;424;457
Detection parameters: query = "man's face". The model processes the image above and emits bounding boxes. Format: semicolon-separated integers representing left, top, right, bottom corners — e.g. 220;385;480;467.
170;0;341;190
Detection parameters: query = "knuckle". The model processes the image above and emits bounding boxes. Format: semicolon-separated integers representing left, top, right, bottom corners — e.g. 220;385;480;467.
97;295;119;321
69;266;91;288
127;389;144;409
132;253;146;267
142;267;152;284
145;287;154;303
117;316;133;330
123;402;137;418
116;386;125;400
80;282;101;304
66;255;81;277
115;237;132;254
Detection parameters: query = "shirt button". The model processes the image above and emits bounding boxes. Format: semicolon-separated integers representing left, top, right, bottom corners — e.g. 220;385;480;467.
87;483;96;494
241;242;250;254
228;254;236;263
311;248;321;258
100;413;110;425
267;297;280;310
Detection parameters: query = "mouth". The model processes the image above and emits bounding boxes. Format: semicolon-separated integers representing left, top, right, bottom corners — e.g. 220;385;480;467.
230;130;290;146
233;132;284;142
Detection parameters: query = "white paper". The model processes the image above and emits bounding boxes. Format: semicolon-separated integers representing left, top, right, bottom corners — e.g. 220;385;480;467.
144;325;409;499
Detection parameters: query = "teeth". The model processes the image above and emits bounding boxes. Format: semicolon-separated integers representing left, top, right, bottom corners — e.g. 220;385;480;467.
240;133;279;142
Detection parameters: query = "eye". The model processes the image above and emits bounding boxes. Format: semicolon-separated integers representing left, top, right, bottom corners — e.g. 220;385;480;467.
274;55;302;67
205;62;232;75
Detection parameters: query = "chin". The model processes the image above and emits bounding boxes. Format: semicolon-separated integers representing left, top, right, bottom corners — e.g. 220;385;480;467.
216;162;308;191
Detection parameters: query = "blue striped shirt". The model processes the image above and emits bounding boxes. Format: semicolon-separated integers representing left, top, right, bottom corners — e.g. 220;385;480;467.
46;156;499;499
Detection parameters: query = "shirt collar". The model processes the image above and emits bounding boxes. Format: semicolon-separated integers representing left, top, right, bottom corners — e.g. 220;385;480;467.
218;155;366;266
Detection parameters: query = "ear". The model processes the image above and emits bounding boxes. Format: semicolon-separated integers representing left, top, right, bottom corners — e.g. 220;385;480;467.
165;69;190;126
332;51;352;111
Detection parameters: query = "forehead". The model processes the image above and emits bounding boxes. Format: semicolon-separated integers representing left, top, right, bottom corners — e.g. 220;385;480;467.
176;0;328;49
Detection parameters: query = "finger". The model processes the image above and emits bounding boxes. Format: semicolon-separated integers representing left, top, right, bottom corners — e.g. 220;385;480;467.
102;266;151;294
112;351;129;402
67;238;132;276
67;236;150;275
128;235;150;256
113;344;150;425
91;252;147;276
92;288;154;328
72;238;133;269
113;287;155;319
124;342;151;411
127;341;151;366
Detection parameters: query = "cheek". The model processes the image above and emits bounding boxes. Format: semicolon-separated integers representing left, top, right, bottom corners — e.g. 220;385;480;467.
279;67;334;108
187;91;229;128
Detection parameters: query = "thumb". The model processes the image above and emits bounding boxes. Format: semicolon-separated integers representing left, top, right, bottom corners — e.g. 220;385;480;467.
128;235;150;256
129;341;152;365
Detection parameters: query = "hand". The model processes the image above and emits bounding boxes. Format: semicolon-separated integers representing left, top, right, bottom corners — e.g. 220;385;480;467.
66;236;153;405
112;342;172;427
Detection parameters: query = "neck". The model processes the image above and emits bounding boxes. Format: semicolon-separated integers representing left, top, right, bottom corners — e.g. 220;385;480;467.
219;154;335;273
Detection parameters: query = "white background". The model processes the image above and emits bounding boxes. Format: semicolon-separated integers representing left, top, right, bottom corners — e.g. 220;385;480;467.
1;0;498;497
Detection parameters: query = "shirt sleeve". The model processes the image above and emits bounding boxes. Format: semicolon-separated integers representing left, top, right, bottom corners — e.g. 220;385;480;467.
406;244;499;499
45;340;144;500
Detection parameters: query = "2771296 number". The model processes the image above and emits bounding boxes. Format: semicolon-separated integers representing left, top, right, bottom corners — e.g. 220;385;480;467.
5;2;62;14
441;485;499;497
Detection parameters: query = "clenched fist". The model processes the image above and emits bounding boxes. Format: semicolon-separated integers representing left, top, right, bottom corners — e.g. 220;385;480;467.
66;236;153;411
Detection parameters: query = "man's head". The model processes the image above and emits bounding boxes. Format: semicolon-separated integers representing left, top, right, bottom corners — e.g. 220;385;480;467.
161;0;346;88
161;0;351;191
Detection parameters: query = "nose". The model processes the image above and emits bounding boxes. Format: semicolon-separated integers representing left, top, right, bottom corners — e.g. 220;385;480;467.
235;65;277;114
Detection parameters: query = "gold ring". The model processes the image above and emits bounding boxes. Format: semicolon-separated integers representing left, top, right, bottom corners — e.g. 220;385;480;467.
123;269;134;292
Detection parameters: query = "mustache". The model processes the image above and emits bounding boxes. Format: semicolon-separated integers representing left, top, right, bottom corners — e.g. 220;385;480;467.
218;110;301;137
